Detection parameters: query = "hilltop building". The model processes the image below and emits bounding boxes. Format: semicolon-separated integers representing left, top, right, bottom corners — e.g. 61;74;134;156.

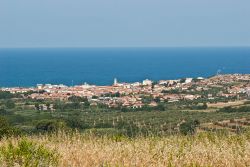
185;78;193;84
142;79;152;85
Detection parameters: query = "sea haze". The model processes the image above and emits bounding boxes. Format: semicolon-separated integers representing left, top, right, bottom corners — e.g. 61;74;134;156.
0;47;250;87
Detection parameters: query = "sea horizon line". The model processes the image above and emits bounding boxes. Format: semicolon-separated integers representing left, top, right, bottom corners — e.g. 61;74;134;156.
1;46;250;49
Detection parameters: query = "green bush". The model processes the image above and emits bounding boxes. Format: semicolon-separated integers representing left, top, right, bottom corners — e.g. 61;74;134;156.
0;127;22;139
0;108;14;115
179;120;200;135
0;116;9;128
0;138;59;167
219;106;250;113
0;116;22;138
35;120;66;132
0;91;14;99
189;103;208;110
5;100;15;109
65;117;90;130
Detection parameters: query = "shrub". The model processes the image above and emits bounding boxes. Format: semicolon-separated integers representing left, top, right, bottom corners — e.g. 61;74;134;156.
0;108;14;115
219;106;250;113
0;138;59;167
5;100;15;109
155;104;165;111
0;116;22;138
0;128;22;139
35;120;66;132
179;120;200;135
65;117;90;130
0;91;14;99
0;116;9;128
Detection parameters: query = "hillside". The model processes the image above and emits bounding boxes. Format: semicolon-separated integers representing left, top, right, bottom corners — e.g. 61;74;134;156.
0;131;250;167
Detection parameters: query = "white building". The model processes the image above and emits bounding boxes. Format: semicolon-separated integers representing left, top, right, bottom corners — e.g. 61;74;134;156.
37;84;43;90
246;88;250;97
185;78;193;84
44;84;53;89
131;82;141;87
81;82;93;89
142;79;153;85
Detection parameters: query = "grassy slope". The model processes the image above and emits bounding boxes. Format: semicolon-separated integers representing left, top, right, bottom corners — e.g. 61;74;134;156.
1;131;250;167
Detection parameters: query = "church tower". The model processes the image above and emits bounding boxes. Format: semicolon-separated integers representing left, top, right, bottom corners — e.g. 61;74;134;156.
114;78;118;86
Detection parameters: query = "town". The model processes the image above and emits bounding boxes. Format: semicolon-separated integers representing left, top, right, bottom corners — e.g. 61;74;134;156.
1;74;250;110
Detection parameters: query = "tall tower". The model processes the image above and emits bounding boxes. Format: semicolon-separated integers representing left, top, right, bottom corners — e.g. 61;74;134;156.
114;78;118;86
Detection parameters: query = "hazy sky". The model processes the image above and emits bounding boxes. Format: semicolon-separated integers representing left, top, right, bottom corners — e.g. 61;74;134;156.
0;0;250;48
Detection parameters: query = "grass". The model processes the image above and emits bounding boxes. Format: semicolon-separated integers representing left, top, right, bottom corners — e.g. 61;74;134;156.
1;130;250;167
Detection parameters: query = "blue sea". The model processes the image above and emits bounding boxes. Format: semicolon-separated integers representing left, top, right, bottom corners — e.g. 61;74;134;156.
0;47;250;87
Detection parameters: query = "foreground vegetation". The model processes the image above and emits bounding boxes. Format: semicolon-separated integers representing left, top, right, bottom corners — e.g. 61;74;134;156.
0;130;250;167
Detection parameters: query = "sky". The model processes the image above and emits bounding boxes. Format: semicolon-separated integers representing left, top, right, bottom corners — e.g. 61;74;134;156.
0;0;250;48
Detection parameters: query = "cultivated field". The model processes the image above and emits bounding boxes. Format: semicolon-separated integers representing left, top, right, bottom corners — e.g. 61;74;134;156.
207;100;248;108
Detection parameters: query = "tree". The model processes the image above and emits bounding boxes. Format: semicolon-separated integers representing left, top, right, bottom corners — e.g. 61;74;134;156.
180;78;186;83
179;120;200;135
0;108;14;115
46;103;51;111
35;103;40;110
114;92;121;97
5;100;15;109
92;95;98;99
0;108;7;115
151;81;158;89
65;117;90;129
35;120;66;132
0;91;14;99
141;95;153;104
202;103;208;109
84;101;90;107
154;97;161;103
155;104;165;111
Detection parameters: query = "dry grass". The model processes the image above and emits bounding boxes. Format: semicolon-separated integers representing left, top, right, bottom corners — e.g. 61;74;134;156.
1;131;250;167
207;100;247;108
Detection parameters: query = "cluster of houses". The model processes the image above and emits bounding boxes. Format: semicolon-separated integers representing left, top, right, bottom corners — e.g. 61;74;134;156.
1;74;250;108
